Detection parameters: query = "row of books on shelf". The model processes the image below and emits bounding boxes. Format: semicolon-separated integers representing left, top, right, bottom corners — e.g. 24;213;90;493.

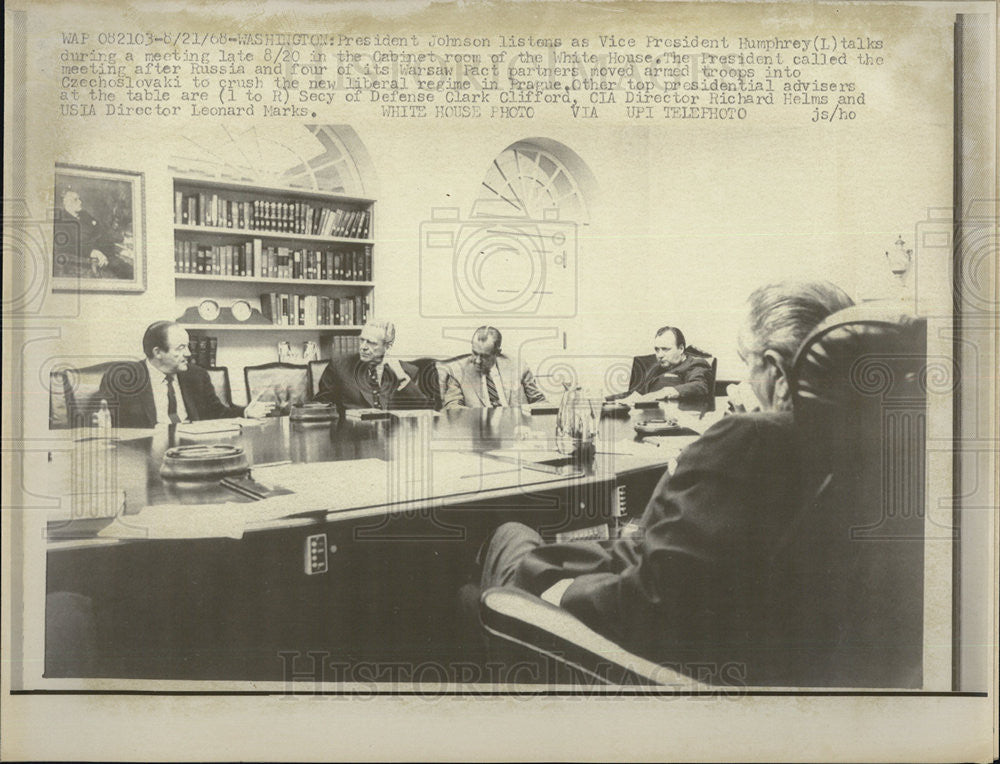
259;293;371;327
174;240;373;281
323;335;362;357
188;336;218;368
174;191;371;238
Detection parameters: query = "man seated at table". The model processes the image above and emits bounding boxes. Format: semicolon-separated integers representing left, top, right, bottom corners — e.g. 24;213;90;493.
97;320;274;427
478;281;855;672
442;326;546;410
614;326;713;403
313;319;431;412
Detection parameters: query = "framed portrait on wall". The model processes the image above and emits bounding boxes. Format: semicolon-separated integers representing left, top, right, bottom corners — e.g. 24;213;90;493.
51;163;146;293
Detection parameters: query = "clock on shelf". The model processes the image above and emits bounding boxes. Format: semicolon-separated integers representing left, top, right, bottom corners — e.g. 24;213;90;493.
197;298;220;322
171;176;375;333
231;299;254;322
178;302;271;326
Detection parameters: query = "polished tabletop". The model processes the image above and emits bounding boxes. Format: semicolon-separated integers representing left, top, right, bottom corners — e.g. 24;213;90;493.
49;398;724;544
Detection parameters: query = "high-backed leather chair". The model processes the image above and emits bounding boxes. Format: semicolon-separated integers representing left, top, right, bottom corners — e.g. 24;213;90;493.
610;347;717;400
480;308;927;687
408;357;445;411
308;359;330;398
204;366;233;408
49;360;128;428
243;362;311;414
769;307;927;687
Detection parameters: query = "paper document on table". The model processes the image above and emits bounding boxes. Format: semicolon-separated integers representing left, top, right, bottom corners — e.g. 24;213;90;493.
672;411;715;435
484;447;567;463
176;419;243;435
639;435;700;451
251;458;391;510
432;451;580;493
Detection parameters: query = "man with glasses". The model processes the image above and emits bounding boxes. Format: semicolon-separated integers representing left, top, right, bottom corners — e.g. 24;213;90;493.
442;326;546;410
96;320;274;427
314;319;431;412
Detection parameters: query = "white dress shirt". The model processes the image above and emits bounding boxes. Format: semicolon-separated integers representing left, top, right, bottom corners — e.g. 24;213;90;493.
480;365;507;407
145;359;189;424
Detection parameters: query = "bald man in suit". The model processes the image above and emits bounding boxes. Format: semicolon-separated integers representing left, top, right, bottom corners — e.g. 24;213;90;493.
442;327;546;409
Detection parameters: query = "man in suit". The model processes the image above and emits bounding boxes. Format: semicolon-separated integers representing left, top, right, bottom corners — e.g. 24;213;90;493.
97;321;274;427
442;327;546;409
478;281;855;681
615;326;713;402
313;320;431;411
53;187;134;281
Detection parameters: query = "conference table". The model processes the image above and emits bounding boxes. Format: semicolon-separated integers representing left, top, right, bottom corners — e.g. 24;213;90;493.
45;399;724;681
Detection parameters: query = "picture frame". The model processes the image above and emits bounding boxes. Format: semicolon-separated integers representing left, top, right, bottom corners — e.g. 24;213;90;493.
51;163;146;293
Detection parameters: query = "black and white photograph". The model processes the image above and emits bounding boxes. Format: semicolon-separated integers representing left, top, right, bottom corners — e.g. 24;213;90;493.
52;163;145;292
2;0;997;761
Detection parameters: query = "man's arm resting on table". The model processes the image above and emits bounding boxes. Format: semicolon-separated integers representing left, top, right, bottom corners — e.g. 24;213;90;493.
623;388;679;404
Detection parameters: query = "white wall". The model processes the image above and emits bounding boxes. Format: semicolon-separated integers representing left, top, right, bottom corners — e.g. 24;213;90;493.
19;87;951;424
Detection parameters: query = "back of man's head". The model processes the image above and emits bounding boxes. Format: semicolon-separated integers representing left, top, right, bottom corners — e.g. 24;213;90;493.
743;281;855;365
142;321;177;358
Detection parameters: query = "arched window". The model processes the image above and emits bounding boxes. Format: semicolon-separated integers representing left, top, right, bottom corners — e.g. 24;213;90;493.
421;138;595;317
168;124;374;196
472;139;594;222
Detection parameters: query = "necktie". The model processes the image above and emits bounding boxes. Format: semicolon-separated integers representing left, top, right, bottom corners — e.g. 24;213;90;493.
368;364;383;409
165;374;181;424
485;371;501;407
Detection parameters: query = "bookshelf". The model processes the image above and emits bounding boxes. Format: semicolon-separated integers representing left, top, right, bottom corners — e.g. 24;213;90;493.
173;177;375;335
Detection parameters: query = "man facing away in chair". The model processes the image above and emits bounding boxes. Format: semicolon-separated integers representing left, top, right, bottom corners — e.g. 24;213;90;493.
478;281;856;684
97;321;274;427
442;326;547;409
313;319;432;412
612;325;714;404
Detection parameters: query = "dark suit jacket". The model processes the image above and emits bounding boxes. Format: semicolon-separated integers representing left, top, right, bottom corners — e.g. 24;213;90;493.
53;208;133;280
97;360;242;428
313;354;432;411
510;411;801;681
611;353;714;399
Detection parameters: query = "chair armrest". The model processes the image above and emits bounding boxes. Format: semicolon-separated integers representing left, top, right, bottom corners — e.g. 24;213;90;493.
480;587;706;688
